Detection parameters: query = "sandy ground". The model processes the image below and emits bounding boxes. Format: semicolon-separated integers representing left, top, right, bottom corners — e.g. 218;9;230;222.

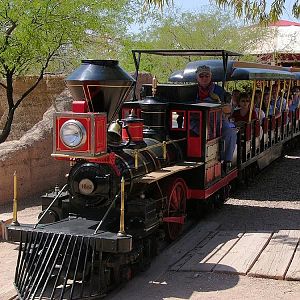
0;199;41;299
1;151;300;299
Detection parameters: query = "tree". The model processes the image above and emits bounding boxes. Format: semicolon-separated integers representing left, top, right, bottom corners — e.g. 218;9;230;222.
0;0;134;143
119;8;270;81
144;0;300;22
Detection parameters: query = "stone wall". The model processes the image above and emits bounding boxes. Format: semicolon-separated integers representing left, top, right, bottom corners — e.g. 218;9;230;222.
0;90;72;205
0;76;66;141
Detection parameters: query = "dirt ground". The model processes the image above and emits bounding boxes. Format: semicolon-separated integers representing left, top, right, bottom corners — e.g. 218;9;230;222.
0;197;41;299
1;150;300;299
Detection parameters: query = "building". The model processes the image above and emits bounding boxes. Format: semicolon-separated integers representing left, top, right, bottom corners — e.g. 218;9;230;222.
250;20;300;67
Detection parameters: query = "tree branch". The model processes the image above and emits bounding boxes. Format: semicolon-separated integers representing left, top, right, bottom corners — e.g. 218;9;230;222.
14;47;60;110
0;82;7;89
6;20;17;36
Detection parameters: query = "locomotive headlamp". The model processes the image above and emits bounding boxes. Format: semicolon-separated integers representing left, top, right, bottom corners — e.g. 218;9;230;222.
53;112;107;157
60;120;87;148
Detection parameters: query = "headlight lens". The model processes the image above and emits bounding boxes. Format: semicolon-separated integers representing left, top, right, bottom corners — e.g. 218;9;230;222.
60;120;87;148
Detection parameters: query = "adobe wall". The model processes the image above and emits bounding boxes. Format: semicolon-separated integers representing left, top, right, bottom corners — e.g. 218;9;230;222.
0;90;72;205
0;76;66;141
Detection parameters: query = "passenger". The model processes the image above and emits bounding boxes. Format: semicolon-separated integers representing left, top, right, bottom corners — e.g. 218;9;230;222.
262;90;270;115
196;65;224;103
289;86;300;112
195;65;236;171
254;89;265;124
262;89;278;117
272;84;287;113
231;89;240;110
232;92;258;125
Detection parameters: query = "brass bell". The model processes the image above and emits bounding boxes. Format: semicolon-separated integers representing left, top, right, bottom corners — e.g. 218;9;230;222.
108;120;122;145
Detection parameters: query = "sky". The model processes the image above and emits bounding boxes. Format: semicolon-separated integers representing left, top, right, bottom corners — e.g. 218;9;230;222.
129;0;299;33
173;0;299;22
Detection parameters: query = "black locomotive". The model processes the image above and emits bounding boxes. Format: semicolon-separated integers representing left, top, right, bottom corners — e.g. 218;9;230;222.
7;50;300;299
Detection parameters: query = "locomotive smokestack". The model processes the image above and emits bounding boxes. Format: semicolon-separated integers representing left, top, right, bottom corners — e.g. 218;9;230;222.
66;60;135;123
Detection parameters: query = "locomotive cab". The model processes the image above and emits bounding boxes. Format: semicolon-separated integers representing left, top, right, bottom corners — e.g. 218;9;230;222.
169;102;227;189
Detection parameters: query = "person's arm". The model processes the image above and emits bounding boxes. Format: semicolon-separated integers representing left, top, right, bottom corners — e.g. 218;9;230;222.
213;84;225;103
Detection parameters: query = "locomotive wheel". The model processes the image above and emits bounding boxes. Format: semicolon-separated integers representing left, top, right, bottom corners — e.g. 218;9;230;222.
164;178;187;241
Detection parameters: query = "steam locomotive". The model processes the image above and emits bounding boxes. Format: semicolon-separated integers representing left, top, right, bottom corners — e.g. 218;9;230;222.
7;49;300;299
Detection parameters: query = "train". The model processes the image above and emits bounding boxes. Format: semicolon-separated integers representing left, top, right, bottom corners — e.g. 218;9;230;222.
7;49;300;299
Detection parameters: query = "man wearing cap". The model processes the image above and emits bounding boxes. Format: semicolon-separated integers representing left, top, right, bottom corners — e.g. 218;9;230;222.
196;64;236;172
196;65;225;103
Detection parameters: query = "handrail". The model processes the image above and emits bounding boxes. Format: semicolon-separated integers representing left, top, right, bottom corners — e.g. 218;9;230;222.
258;81;265;121
93;192;120;235
279;81;286;113
33;184;68;229
272;80;280;116
266;83;273;117
248;80;256;123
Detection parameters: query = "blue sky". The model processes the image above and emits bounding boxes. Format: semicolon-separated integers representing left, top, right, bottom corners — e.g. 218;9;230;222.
173;0;299;22
129;0;299;33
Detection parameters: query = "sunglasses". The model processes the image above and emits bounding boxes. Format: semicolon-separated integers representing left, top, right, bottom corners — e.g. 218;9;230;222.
198;74;210;78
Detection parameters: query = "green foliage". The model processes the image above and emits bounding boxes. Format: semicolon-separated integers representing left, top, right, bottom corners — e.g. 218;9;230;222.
0;0;137;142
0;0;133;76
119;8;269;82
145;0;300;22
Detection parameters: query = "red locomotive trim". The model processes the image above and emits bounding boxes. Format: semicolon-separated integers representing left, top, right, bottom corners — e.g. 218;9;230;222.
87;153;120;176
72;101;88;113
54;112;107;156
88;152;116;164
122;123;143;141
162;216;185;224
188;169;238;199
56;116;91;152
187;110;202;157
94;115;107;152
